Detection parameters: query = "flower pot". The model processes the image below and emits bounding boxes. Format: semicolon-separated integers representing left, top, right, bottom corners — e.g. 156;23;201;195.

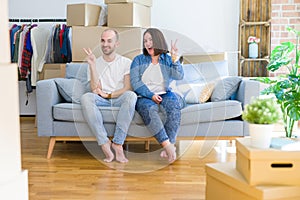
249;43;258;58
249;123;274;149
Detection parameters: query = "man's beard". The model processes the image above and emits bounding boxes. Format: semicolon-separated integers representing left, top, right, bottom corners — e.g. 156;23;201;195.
102;46;114;55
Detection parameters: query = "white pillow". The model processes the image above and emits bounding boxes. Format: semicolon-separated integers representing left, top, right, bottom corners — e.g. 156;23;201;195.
171;82;215;104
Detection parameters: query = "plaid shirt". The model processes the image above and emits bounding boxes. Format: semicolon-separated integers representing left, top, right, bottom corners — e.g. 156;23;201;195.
20;25;37;79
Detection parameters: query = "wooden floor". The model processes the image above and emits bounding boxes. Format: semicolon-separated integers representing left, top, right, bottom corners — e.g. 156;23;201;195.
20;117;236;200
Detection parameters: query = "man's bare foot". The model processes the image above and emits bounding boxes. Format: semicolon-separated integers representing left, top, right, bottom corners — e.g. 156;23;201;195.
160;150;168;158
101;141;114;162
163;143;177;163
112;143;128;163
160;146;177;159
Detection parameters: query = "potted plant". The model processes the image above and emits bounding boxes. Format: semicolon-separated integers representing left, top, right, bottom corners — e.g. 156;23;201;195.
255;27;300;138
242;97;281;149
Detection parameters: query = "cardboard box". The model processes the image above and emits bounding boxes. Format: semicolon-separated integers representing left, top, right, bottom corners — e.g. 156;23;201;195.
71;26;144;62
236;137;300;186
107;3;151;27
39;64;66;80
206;162;300;200
104;0;152;7
67;4;101;26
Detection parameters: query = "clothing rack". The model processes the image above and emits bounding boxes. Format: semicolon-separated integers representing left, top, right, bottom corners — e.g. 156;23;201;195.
9;18;66;23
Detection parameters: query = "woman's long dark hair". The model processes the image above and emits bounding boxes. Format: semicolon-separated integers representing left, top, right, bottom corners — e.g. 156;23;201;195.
143;28;169;56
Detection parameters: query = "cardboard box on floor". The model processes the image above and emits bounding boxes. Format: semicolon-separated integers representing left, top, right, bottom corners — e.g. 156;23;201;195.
39;64;66;80
206;162;300;200
67;4;101;26
236;137;300;186
105;0;152;7
71;26;144;62
107;3;151;27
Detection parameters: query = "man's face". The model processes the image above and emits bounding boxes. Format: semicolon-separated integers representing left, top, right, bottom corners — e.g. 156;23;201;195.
101;30;118;55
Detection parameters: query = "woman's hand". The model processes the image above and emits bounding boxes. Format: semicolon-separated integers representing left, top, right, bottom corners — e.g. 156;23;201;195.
83;48;96;66
152;94;162;104
171;39;178;62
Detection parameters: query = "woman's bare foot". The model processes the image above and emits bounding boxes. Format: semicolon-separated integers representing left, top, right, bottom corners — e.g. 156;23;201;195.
101;141;114;162
112;143;128;163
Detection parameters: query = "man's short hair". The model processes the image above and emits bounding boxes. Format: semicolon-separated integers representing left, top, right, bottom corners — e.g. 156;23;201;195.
101;28;119;41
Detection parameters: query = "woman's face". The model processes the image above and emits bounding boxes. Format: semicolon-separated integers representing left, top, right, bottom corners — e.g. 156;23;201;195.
143;32;154;56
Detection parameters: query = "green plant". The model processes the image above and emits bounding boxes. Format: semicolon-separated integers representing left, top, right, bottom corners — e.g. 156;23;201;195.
242;97;281;124
255;26;300;137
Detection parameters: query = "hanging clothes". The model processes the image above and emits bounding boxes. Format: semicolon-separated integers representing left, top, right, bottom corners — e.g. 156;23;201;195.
53;24;63;63
10;24;21;62
30;26;50;86
20;24;37;80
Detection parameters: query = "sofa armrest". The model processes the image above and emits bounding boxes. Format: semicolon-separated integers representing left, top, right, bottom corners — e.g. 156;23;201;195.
236;78;260;109
36;79;62;136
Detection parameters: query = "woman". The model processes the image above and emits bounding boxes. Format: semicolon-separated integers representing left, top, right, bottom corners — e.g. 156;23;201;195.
130;28;185;163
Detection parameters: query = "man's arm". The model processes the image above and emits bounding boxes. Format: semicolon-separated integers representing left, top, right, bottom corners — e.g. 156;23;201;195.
110;74;131;98
83;48;108;97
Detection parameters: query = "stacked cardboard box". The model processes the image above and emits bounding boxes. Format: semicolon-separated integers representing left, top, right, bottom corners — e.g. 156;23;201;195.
39;64;66;80
69;0;152;62
71;26;144;61
67;3;102;26
236;138;300;186
106;0;152;27
205;138;300;200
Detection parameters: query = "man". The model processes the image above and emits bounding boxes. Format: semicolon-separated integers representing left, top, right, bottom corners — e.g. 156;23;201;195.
81;29;137;163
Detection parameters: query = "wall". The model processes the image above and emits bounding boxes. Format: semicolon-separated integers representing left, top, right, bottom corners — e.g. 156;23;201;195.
1;0;29;198
8;0;240;75
271;0;300;75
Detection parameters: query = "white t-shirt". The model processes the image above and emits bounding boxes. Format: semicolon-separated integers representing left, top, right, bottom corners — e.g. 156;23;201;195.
87;54;131;93
142;63;166;94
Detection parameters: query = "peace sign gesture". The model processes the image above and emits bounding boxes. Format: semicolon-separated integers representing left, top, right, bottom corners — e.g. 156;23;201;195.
83;47;96;66
171;39;179;62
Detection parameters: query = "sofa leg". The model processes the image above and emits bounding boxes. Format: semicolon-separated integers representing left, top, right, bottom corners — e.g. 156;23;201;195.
144;140;150;151
47;137;56;159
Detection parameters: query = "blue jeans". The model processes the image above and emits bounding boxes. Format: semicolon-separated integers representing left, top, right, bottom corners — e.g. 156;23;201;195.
81;91;137;145
136;91;185;144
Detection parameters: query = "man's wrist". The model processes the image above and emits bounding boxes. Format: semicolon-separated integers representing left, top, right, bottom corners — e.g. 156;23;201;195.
107;93;112;99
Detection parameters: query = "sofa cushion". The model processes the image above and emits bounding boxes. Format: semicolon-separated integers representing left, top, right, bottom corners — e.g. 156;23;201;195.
65;63;91;93
179;60;229;85
211;76;242;102
180;100;242;125
53;103;123;123
54;78;86;104
53;100;242;126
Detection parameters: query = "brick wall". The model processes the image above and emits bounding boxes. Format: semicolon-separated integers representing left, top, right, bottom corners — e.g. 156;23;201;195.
271;1;300;126
271;0;300;75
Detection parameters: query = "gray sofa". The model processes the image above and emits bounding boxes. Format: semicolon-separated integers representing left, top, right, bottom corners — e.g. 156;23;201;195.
36;53;260;158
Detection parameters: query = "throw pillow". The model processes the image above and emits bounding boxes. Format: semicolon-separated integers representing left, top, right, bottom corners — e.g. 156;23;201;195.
185;82;215;104
171;81;215;104
54;78;86;104
210;76;242;102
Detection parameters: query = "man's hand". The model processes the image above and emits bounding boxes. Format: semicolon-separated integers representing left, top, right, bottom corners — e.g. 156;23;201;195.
152;94;162;104
93;88;110;98
83;48;96;66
